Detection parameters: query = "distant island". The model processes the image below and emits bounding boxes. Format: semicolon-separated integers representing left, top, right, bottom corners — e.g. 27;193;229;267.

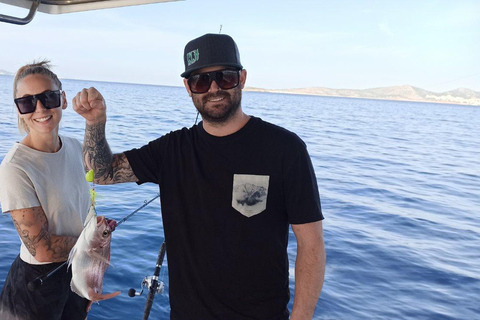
0;69;13;75
244;85;480;107
1;70;477;106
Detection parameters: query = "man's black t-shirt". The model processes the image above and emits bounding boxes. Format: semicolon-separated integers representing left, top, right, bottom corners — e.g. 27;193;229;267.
125;116;323;319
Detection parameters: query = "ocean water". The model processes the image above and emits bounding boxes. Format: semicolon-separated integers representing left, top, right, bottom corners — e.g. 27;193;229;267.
0;74;479;319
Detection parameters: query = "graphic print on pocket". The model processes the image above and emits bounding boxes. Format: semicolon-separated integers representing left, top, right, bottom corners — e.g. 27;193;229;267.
232;174;270;218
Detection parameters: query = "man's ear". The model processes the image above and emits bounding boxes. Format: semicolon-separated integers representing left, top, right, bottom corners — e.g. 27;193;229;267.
240;69;247;89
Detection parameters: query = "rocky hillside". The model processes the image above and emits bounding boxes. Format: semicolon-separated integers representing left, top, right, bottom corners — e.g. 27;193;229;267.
0;69;13;75
245;85;480;106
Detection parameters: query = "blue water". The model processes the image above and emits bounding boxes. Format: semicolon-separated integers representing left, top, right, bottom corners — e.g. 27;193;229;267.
1;74;479;319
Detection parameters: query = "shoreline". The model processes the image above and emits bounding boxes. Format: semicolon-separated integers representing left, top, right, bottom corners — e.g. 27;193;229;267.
1;74;477;107
243;87;480;107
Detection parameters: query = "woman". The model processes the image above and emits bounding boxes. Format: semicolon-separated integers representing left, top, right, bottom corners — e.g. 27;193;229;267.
0;61;90;320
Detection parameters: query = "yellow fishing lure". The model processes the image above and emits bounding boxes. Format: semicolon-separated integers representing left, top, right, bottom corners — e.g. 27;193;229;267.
85;169;97;205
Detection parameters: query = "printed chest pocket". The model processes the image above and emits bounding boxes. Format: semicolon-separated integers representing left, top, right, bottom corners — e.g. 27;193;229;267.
232;174;270;218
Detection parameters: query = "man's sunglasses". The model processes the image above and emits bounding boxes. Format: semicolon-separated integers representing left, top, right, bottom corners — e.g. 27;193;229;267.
187;69;240;94
14;90;62;115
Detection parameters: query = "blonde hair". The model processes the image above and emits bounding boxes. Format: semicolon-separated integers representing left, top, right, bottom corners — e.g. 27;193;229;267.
13;60;63;134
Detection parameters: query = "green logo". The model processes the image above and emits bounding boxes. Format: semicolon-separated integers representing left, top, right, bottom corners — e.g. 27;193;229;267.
187;49;199;66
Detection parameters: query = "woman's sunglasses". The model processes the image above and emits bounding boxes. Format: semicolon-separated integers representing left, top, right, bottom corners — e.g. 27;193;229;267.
14;90;62;115
187;69;240;94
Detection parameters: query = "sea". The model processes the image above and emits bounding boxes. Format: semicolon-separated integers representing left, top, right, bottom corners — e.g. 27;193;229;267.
0;74;479;320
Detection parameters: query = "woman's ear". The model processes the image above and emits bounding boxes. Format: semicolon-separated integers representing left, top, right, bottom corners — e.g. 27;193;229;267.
62;91;67;110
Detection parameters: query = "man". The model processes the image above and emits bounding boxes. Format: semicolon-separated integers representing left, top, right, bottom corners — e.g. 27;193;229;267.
73;33;325;319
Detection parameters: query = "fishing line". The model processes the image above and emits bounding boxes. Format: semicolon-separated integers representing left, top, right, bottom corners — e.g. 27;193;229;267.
194;110;199;125
426;72;480;89
116;193;160;227
27;193;160;292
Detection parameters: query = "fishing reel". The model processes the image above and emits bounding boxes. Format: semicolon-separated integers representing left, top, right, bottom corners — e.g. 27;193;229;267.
128;275;165;297
128;242;166;319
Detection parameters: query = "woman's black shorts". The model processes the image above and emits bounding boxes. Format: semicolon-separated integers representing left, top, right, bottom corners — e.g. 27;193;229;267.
0;255;89;320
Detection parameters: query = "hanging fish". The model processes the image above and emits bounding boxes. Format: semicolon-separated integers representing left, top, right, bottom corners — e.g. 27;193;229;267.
67;205;121;304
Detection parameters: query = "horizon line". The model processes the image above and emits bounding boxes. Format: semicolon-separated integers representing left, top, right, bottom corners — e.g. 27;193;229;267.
0;73;478;94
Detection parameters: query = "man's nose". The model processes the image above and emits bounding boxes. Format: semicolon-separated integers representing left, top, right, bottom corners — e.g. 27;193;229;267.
208;79;221;93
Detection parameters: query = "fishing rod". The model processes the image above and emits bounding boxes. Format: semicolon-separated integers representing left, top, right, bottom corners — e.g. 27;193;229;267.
27;193;160;292
116;193;159;227
128;242;167;320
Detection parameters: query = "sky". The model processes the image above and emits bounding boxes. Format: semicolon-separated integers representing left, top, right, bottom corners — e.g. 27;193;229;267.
0;0;479;92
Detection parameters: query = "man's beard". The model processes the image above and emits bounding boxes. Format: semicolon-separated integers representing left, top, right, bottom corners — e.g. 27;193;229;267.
192;87;242;124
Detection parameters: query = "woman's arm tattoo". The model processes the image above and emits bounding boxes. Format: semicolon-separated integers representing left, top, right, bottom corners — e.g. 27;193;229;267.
11;207;77;262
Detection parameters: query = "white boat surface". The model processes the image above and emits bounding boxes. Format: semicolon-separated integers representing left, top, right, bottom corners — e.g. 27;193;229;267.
0;0;181;24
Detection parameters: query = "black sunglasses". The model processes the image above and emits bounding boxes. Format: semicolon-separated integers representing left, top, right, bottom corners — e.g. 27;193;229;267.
14;90;62;115
187;69;240;94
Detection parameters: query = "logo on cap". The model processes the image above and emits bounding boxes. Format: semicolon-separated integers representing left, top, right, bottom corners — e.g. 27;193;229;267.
187;49;199;66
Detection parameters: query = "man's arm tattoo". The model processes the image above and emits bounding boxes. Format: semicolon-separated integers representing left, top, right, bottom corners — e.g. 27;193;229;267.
83;122;138;184
83;122;114;182
112;153;138;183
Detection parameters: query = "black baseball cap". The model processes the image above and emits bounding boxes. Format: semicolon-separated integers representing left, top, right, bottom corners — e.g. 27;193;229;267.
181;33;243;78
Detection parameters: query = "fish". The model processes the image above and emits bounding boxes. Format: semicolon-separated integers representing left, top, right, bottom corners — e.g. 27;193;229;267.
234;183;267;206
67;205;121;303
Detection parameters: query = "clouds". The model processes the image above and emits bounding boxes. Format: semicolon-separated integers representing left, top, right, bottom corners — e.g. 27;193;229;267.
378;23;394;37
